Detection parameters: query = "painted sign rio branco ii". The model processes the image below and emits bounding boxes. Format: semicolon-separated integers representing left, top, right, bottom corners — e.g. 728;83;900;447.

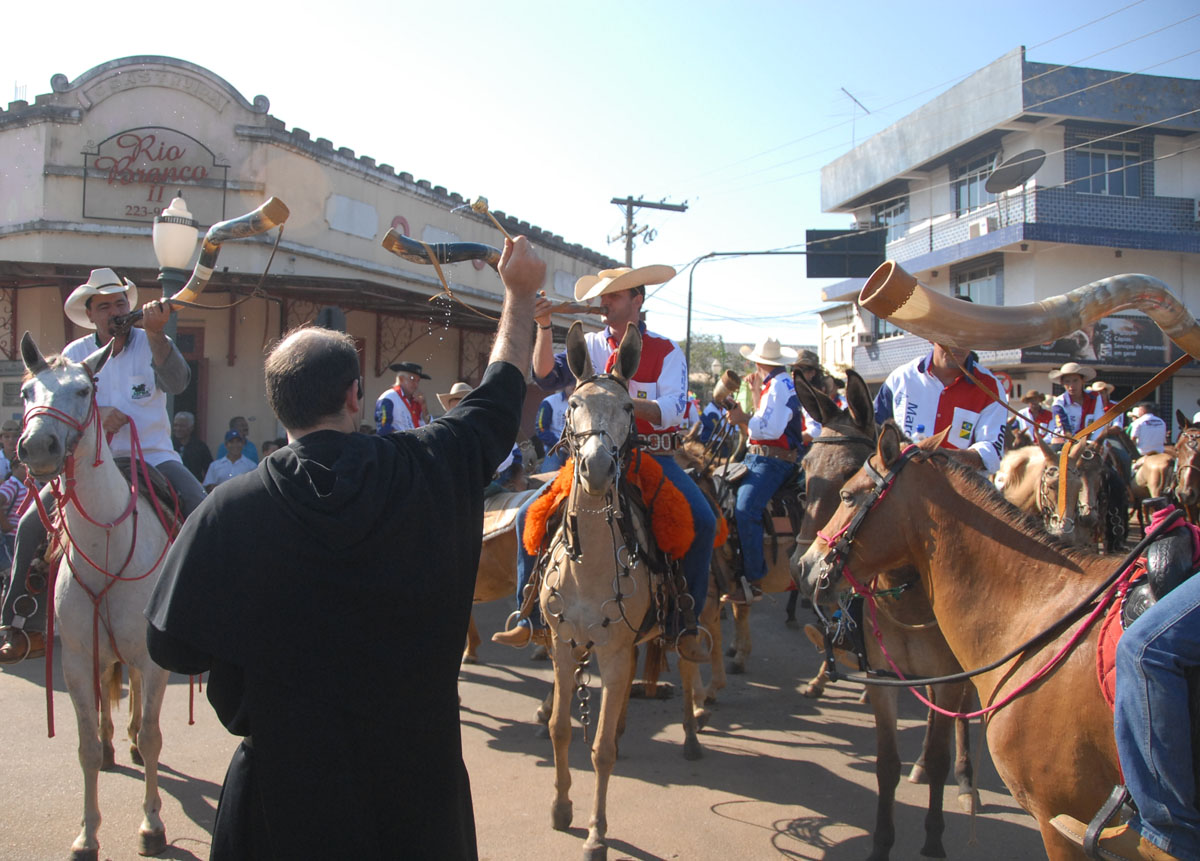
82;127;229;224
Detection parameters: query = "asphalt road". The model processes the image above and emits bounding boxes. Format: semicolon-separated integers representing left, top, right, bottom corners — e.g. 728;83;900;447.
0;595;1047;860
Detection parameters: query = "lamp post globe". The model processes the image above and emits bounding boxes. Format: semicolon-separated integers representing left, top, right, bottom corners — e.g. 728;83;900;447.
153;195;199;295
710;358;722;378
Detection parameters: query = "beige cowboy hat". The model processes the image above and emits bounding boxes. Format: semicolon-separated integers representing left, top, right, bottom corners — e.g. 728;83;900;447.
437;381;474;412
1048;361;1097;383
793;349;822;370
574;265;676;302
1088;380;1115;394
1020;390;1046;404
64;268;138;330
740;337;799;367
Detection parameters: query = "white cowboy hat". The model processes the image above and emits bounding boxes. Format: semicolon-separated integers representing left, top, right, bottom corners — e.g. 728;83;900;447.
1048;361;1097;383
739;337;799;367
574;265;676;302
437;381;474;412
64;268;138;330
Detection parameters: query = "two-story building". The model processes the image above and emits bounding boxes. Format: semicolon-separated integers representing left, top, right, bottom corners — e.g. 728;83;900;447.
0;56;613;449
817;46;1200;421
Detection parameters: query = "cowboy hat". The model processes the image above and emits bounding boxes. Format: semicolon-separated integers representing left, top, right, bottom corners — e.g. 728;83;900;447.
1020;390;1046;404
574;265;676;302
794;349;821;370
389;361;431;380
740;337;799;367
1048;362;1096;383
437;381;474;412
64;268;138;330
1087;380;1115;394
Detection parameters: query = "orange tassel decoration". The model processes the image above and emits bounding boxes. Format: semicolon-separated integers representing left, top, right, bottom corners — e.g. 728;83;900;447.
523;451;703;558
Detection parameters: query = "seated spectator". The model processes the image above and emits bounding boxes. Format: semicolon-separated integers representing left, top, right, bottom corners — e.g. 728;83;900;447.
0;460;27;568
203;429;257;491
0;419;19;481
216;416;259;463
172;411;213;482
261;438;283;458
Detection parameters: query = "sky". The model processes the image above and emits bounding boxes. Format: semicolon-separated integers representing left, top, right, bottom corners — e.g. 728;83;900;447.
4;0;1199;352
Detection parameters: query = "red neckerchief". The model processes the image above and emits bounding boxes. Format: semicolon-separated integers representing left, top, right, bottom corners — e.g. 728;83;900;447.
391;385;423;428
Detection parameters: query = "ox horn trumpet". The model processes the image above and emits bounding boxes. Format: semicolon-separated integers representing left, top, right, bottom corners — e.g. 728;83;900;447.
380;229;601;316
858;260;1200;362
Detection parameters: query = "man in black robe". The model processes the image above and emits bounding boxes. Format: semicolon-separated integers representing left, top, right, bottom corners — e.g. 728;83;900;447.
145;236;545;860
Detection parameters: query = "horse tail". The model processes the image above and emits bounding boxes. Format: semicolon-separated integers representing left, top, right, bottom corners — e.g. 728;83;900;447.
106;663;123;711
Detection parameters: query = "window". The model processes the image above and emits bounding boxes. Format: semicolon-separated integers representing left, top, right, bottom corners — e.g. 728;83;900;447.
953;154;997;216
873;313;905;340
1073;138;1141;197
954;263;1000;306
872;197;909;243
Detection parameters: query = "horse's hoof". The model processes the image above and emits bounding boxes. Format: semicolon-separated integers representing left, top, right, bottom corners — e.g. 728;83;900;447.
101;744;116;771
71;848;99;861
138;828;167;856
957;790;981;814
724;646;736;658
908;763;929;784
583;843;607;861
695;708;711;731
551;800;573;831
784;618;800;630
461;654;479;665
703;690;718;706
530;645;549;661
535;724;550;740
131;745;144;767
682;736;703;760
801;683;825;699
727;659;745;675
919;840;946;859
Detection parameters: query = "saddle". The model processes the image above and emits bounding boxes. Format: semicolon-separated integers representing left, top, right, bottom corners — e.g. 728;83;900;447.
113;457;183;533
712;461;805;569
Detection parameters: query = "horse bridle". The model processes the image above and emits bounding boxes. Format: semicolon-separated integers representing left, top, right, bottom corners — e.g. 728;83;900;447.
560;374;638;471
1037;445;1099;534
1172;429;1200;497
813;443;922;621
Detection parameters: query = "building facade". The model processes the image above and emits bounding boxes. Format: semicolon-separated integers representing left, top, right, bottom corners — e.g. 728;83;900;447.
0;56;613;448
817;47;1200;421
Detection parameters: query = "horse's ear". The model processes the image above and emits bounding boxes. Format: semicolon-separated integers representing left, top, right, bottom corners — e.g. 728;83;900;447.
82;339;114;377
793;371;837;427
20;332;48;375
565;322;593;381
1036;433;1056;461
843;369;876;436
927;427;951;450
878;420;904;467
612;323;641;383
1177;409;1190;432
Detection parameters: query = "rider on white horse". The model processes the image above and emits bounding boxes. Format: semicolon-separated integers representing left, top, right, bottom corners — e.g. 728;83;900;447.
0;268;207;663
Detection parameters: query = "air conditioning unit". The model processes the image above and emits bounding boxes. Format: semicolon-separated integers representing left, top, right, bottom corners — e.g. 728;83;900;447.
968;216;999;239
854;332;875;346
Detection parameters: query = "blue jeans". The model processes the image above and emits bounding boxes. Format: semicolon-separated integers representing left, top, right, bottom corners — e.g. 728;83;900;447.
1114;569;1200;859
540;449;567;473
512;453;716;630
734;453;795;583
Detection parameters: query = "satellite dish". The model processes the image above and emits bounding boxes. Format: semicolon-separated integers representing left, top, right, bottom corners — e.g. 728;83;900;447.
985;149;1046;194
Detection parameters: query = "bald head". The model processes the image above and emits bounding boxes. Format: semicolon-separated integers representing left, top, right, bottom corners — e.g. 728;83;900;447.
265;327;361;431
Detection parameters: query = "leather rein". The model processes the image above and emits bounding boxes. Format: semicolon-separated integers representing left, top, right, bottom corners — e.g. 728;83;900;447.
810;442;1184;721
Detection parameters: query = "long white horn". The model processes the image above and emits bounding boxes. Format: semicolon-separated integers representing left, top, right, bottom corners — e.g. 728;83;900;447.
858;261;1200;361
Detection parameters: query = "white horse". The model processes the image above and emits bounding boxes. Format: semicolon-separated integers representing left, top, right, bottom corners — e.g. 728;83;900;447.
17;332;171;860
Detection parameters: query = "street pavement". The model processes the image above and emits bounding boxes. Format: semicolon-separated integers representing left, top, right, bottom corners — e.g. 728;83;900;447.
0;594;1047;860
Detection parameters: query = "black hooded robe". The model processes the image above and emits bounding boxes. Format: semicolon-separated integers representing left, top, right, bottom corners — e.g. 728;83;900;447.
145;361;524;860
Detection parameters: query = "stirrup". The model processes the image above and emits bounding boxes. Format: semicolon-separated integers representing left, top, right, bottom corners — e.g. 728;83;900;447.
0;627;33;665
497;611;532;649
1085;785;1131;860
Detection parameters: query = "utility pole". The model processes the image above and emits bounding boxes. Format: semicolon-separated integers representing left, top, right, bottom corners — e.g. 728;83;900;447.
608;196;688;266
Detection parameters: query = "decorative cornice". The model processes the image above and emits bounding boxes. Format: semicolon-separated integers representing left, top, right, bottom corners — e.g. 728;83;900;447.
47;56;269;115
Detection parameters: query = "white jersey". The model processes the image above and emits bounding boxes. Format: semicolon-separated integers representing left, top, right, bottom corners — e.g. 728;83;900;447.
1130;412;1167;455
63;329;182;468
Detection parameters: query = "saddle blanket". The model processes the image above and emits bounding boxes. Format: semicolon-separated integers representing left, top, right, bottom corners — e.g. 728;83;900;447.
482;487;542;541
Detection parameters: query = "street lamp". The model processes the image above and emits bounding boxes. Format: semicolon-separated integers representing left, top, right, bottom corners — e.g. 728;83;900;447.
152;195;198;416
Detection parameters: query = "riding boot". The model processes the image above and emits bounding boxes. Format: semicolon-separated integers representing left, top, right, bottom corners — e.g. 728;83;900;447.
0;628;46;663
675;605;711;663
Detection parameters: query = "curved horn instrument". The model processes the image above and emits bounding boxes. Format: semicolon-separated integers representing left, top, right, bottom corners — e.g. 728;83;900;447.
382;229;502;270
858;261;1200;361
114;197;290;330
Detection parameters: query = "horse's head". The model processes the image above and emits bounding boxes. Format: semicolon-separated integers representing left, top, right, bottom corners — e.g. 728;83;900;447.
563;321;640;497
790;368;876;573
1172;414;1200;509
1034;437;1102;542
795;422;936;617
17;331;111;481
